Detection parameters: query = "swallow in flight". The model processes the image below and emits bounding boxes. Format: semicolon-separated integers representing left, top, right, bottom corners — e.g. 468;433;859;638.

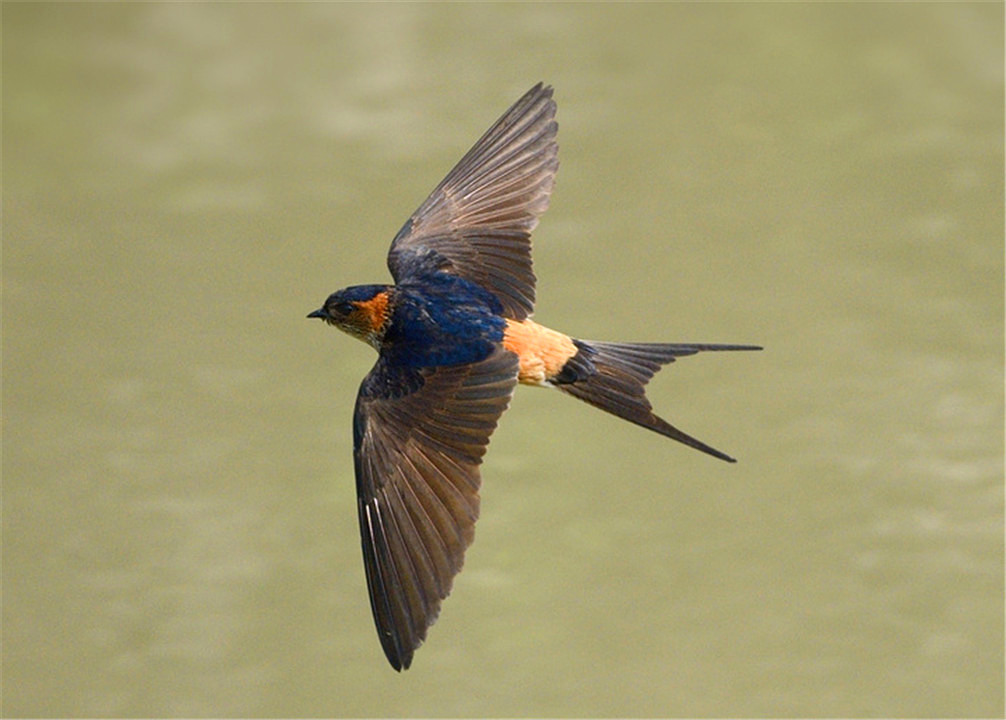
309;83;760;671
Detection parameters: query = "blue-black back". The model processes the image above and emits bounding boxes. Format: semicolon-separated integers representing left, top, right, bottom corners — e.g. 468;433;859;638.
385;273;506;369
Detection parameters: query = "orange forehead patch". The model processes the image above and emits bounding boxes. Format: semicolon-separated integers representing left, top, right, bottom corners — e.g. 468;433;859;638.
503;319;578;386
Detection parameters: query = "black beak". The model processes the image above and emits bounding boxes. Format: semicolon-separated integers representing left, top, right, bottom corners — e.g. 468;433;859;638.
307;308;327;319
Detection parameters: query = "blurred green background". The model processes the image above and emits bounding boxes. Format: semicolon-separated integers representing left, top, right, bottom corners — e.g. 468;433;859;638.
4;3;1003;717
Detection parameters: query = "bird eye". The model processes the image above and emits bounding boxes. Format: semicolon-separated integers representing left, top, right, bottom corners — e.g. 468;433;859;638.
333;300;356;315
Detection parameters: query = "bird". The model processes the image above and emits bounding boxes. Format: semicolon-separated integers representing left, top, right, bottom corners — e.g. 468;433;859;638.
308;82;761;671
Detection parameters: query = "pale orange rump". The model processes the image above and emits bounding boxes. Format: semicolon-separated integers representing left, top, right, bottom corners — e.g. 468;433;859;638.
503;318;578;386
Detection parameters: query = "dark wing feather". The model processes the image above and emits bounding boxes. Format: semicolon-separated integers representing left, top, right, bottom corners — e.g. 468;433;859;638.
353;347;519;670
387;83;559;320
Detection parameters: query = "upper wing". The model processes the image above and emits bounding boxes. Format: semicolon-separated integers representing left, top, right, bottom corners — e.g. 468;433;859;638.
387;83;559;320
352;347;519;670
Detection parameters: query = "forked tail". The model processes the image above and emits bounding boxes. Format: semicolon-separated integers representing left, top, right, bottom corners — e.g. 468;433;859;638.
553;340;761;462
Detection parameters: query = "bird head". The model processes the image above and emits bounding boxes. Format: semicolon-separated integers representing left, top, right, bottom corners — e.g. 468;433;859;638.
308;285;390;349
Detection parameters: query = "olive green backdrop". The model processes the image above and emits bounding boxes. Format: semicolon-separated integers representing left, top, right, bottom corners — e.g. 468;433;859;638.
4;3;1003;717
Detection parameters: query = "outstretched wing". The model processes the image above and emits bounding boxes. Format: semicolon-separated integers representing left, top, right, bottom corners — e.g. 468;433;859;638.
353;347;519;670
387;83;559;320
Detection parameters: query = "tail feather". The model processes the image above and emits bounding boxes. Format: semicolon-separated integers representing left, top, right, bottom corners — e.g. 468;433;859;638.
554;340;761;463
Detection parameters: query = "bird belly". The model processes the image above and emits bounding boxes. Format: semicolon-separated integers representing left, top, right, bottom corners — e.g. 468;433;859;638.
502;319;578;386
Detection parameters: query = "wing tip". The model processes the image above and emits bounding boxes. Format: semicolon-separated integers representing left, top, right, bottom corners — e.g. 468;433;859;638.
526;80;553;98
384;644;412;672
